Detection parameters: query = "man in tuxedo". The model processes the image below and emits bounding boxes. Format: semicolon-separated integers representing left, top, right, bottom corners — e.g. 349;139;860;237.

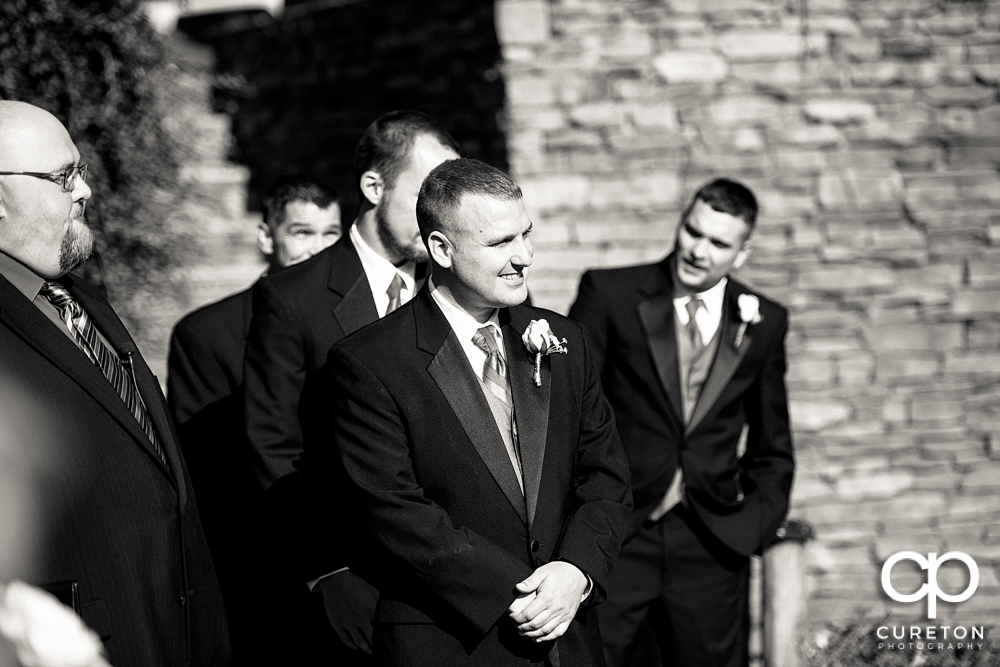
166;174;340;660
569;179;794;667
242;110;460;663
312;158;632;666
0;101;229;665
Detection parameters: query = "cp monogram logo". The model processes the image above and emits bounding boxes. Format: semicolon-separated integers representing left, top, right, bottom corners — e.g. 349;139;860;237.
881;551;979;619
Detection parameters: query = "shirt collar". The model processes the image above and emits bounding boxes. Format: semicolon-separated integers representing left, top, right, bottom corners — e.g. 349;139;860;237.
428;276;502;345
350;224;416;297
674;276;728;325
0;250;47;303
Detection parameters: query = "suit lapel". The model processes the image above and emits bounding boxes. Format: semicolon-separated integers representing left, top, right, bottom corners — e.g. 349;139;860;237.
328;238;378;336
685;282;753;435
636;260;683;425
0;275;176;484
504;308;549;527
66;277;180;486
417;294;528;525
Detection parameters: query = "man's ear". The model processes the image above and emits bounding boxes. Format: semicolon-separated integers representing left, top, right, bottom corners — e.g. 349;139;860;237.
359;171;384;207
256;222;274;257
732;239;752;272
426;230;453;269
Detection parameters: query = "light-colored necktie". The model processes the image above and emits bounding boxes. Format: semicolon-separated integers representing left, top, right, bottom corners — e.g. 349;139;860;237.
40;282;168;469
685;297;705;354
472;326;523;482
386;273;404;314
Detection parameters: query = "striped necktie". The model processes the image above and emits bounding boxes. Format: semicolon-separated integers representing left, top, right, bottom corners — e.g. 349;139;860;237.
386;273;404;314
472;326;510;408
40;282;168;469
685;297;705;355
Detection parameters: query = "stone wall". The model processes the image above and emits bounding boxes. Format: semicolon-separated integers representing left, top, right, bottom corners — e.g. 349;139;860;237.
495;0;1000;641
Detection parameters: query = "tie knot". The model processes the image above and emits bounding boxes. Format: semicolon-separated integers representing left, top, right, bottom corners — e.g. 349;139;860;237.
685;297;704;321
387;273;404;300
40;281;83;318
472;326;501;356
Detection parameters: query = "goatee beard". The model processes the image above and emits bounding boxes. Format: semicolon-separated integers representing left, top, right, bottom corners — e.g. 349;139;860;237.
58;220;94;274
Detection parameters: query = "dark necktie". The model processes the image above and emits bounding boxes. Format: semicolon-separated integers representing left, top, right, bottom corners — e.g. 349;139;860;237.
40;282;168;468
685;297;705;355
386;273;404;314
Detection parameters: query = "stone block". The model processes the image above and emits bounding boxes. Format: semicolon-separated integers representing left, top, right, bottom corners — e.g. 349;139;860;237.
973;63;1000;84
569;101;624;127
774;148;827;174
839;36;883;62
953;290;1000;317
771;124;844;148
844;120;928;148
629;102;680;130
812;16;862;36
599;24;655;59
818;168;904;212
944;351;1000;377
708;96;787;128
787;358;836;388
871;225;928;250
876;354;940;381
790;399;852;432
909;398;964;423
652;51;728;84
507;75;556;107
519;174;590;215
718;30;822;62
546;128;603;151
868;324;964;353
798;265;896;292
924;86;998;108
495;0;550;46
803;99;878;124
837;351;875;386
836;470;915;500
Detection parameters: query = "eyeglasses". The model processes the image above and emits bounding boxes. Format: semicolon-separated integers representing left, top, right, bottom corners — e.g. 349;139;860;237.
0;163;88;192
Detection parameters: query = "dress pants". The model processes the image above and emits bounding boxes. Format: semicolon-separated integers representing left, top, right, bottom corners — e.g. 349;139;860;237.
599;506;750;667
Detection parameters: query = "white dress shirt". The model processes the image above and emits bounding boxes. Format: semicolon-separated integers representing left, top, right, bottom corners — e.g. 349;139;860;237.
673;277;727;345
428;278;505;375
350;224;417;317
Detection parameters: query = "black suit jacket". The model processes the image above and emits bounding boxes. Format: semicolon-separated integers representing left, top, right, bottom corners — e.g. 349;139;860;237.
167;286;259;658
243;236;377;492
569;255;794;556
0;272;230;667
312;290;632;666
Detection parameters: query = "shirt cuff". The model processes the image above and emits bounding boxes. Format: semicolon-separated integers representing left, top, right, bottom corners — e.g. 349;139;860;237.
306;566;349;592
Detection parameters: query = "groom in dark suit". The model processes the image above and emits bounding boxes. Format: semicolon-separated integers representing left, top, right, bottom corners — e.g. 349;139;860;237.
569;179;794;667
311;158;632;666
242;110;460;663
0;101;229;665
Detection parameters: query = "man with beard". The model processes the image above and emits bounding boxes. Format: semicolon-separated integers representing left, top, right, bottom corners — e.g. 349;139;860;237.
0;101;230;665
242;110;460;664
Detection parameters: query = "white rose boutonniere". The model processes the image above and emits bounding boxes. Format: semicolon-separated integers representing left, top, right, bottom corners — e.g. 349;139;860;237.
734;294;763;348
521;319;568;386
0;581;110;667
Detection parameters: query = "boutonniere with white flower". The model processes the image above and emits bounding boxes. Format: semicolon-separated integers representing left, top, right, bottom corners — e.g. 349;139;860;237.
734;294;763;348
521;319;568;386
0;581;110;667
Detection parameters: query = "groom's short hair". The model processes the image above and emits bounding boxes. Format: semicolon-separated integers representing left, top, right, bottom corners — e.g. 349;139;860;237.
416;158;521;243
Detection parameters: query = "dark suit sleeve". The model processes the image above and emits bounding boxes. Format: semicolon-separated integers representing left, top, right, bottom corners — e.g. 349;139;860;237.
243;278;305;490
741;309;795;554
167;321;222;427
328;345;534;636
568;271;608;371
551;322;632;604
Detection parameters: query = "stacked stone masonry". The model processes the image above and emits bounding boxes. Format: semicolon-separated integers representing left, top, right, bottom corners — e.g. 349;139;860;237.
495;0;1000;642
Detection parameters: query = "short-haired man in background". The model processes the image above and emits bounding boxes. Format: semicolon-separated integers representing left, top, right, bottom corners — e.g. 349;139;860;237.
0;100;229;665
242;110;460;664
570;179;794;666
167;174;340;662
311;157;631;666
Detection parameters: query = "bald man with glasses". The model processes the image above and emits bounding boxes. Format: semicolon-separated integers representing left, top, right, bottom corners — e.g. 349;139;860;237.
0;101;230;666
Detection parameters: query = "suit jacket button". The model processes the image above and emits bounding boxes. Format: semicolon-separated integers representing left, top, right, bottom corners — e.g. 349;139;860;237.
179;594;186;607
530;540;540;553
